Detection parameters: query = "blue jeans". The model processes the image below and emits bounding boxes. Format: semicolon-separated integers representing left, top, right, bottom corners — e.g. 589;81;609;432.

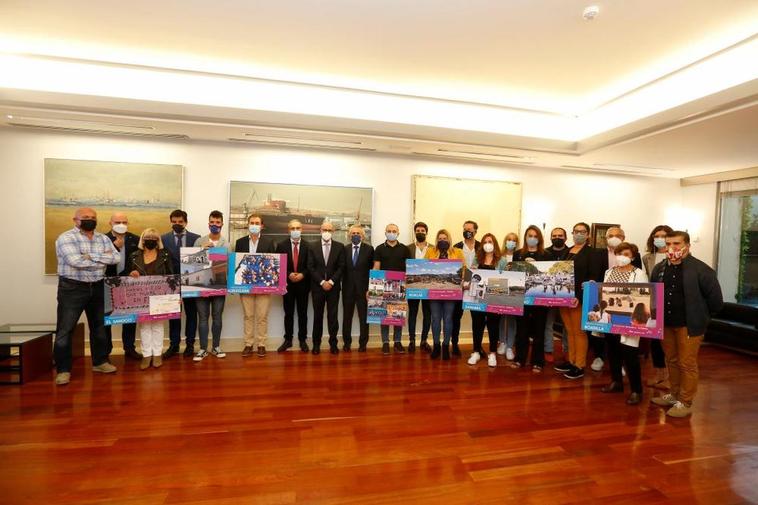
430;301;455;346
196;296;226;350
498;315;517;350
381;324;402;344
55;278;109;372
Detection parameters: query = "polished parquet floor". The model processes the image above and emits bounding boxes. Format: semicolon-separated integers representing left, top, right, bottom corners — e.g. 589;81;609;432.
1;344;757;504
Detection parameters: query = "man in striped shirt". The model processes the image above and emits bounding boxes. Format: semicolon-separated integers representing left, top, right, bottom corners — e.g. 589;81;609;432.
54;207;121;385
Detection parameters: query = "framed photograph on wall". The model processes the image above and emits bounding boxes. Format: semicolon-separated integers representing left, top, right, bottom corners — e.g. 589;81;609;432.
591;223;620;249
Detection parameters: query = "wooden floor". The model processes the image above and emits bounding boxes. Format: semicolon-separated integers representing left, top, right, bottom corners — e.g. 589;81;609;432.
1;344;757;505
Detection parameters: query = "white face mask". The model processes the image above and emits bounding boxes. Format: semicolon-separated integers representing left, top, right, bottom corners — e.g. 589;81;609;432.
321;231;332;242
615;255;632;267
482;242;495;253
248;224;261;235
112;224;128;234
607;237;623;248
290;230;301;240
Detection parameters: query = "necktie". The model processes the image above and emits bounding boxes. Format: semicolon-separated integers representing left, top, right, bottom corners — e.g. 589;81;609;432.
323;241;331;263
353;245;359;266
175;234;182;249
292;241;299;273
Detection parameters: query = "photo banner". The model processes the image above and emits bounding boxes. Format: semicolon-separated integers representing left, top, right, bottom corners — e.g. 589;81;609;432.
463;268;526;315
180;247;228;298
509;260;575;307
581;282;664;340
104;274;181;325
406;259;463;300
227;252;287;295
367;270;408;326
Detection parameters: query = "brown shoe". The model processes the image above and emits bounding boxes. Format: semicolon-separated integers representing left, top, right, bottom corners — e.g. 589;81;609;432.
153;355;163;368
257;346;266;357
140;357;152;370
55;372;71;385
92;362;117;374
242;345;254;357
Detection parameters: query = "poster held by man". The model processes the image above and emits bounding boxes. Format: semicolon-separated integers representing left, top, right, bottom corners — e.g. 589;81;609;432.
367;270;408;326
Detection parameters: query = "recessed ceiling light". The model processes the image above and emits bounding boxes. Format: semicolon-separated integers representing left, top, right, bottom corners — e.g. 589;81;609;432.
583;5;599;21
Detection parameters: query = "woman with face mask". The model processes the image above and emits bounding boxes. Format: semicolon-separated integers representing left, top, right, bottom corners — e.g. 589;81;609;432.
510;225;551;372
641;225;673;389
127;228;173;370
497;233;519;359
599;242;648;405
424;229;465;360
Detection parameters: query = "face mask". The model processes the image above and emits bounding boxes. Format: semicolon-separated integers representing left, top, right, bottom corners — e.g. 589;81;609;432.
172;223;185;234
248;224;261;235
143;239;158;250
653;237;667;249
573;232;587;245
607;237;622;248
351;235;362;245
209;224;222;234
615;255;632;267
551;238;565;249
79;219;97;232
112;224;127;234
666;246;687;261
505;240;517;250
415;232;426;243
437;240;450;251
290;230;301;240
386;232;398;242
482;243;494;253
463;230;474;240
321;231;332;242
526;237;539;248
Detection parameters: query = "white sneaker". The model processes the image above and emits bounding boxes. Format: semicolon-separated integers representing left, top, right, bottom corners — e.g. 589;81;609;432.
193;349;209;362
211;347;226;358
467;352;481;365
622;366;626;377
506;347;515;361
487;353;497;368
591;357;604;372
497;342;506;355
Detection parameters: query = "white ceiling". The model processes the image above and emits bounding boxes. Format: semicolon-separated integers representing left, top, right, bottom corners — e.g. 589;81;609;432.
0;0;756;177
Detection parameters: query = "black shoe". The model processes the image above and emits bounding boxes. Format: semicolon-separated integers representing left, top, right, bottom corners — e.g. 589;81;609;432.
162;345;179;360
330;346;339;355
277;340;293;353
553;361;572;373
343;345;352;352
394;342;406;354
382;343;390;355
420;341;432;353
408;341;416;353
601;381;624;393
626;392;642;405
442;345;450;361
299;341;309;353
358;345;367;353
563;366;585;380
312;347;320;355
451;344;461;357
183;345;195;358
124;348;143;360
430;344;441;360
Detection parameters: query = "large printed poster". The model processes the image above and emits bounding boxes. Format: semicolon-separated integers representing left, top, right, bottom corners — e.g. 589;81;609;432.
509;260;575;307
227;252;288;295
581;282;664;339
405;259;463;300
180;247;228;298
367;270;407;326
104;274;181;325
463;269;526;315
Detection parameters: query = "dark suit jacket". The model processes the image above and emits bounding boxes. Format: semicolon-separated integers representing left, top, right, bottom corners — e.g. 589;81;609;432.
160;230;201;272
569;244;603;299
307;239;346;289
342;242;374;296
276;238;310;287
105;231;140;276
234;235;276;254
596;248;643;273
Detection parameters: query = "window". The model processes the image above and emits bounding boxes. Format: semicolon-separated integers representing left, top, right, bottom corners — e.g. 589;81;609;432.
716;178;758;306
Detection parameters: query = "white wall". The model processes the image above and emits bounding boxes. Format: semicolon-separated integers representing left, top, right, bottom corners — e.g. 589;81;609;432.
679;183;719;267
0;128;692;347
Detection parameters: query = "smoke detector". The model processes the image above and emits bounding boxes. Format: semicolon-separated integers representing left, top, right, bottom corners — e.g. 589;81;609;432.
583;5;599;20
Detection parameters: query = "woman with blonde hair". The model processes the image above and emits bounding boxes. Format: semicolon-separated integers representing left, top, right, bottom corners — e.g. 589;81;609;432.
497;232;519;359
425;229;464;360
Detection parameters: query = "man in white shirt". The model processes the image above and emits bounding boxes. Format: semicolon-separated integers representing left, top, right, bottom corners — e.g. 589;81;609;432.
276;219;311;353
452;220;481;357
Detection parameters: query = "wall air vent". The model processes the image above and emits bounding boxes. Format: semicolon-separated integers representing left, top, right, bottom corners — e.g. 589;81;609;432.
7;122;189;140
228;137;375;152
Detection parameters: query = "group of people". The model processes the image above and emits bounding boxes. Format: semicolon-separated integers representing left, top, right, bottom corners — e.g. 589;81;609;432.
53;208;724;418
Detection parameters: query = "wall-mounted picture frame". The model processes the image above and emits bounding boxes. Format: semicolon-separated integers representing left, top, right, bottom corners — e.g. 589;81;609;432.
591;222;621;249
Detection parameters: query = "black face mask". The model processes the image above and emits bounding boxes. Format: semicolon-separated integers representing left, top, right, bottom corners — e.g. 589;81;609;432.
415;232;426;243
172;223;185;234
143;239;158;250
463;230;474;240
79;219;97;232
551;238;566;249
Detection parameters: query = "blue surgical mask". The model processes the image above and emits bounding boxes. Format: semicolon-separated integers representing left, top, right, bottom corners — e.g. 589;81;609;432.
351;235;362;245
209;224;222;234
505;240;517;250
526;237;539;247
386;232;398;242
290;230;301;240
653;237;666;249
248;224;261;235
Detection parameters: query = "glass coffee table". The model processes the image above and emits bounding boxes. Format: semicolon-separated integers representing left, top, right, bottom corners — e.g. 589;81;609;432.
0;332;54;384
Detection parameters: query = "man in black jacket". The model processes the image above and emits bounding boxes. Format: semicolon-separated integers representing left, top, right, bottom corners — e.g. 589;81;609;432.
235;214;277;357
452;220;481;357
104;212;142;360
307;220;346;355
650;230;723;418
341;224;374;352
275;219;311;353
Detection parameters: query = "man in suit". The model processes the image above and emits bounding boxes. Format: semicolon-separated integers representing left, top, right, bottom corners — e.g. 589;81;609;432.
342;224;374;352
307;220;345;355
276;219;311;353
104;212;142;360
160;209;200;359
452;220;481;357
235;214;277;357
